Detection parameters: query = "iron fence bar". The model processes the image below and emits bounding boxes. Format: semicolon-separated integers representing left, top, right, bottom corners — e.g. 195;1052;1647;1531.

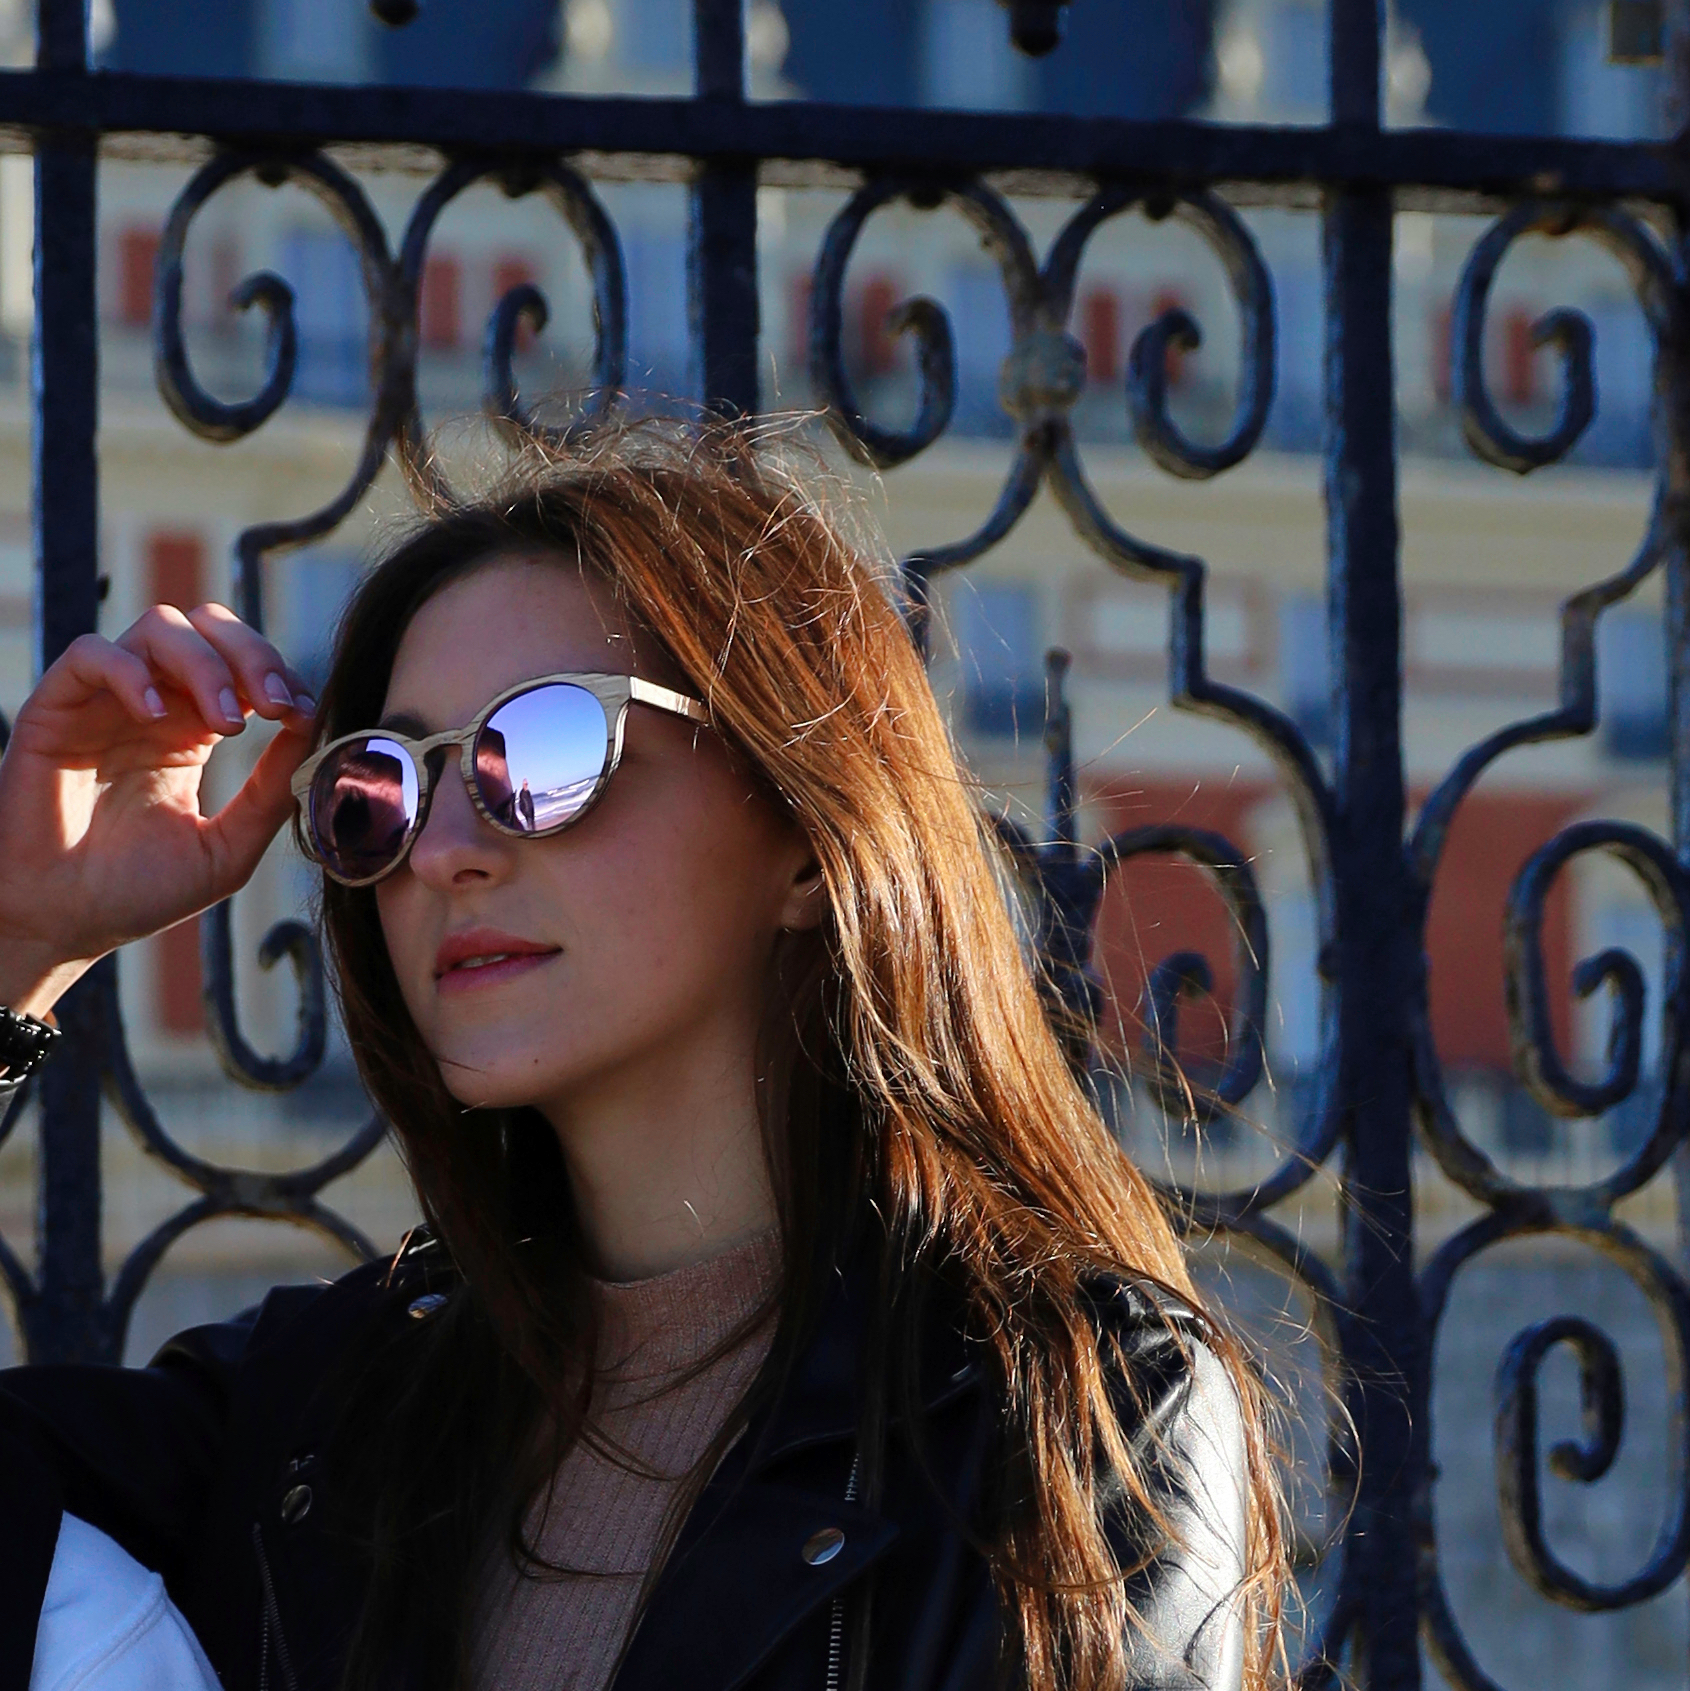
1664;3;1690;1286
1325;2;1421;1686
0;71;1675;206
690;0;759;415
26;0;105;1366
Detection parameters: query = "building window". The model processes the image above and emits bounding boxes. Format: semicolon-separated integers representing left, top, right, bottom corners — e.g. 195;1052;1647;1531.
263;0;372;83
954;582;1044;740
1278;591;1330;747
145;530;206;1038
116;226;159;329
920;0;1031;111
945;262;1015;434
280;550;361;693
1599;609;1667;760
623;232;689;391
1264;0;1328;115
1560;0;1666;138
279;229;368;407
619;0;689;75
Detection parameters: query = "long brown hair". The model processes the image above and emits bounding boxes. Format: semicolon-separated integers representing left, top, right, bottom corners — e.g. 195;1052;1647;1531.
311;415;1285;1691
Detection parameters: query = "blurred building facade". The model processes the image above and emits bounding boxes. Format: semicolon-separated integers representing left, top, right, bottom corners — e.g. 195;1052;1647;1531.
0;0;1666;1262
5;0;1653;1173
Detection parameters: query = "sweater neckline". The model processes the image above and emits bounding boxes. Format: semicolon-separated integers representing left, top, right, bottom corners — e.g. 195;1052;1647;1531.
591;1228;781;1381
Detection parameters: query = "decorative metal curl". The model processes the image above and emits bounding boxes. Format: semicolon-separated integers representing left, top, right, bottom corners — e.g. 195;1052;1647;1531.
1096;826;1267;1126
1496;1316;1625;1558
154;149;399;629
1412;204;1680;1209
1452;202;1672;476
810;175;1014;472
0;957;385;1362
1417;821;1689;1215
201;902;327;1092
817;184;1341;1229
393;155;627;479
993;655;1337;1229
1505;823;1686;1134
1420;1213;1690;1691
1044;188;1275;480
100;952;384;1355
810;176;1048;647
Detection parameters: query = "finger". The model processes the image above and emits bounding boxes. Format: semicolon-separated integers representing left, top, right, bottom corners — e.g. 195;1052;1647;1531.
117;605;251;735
183;602;317;725
198;720;314;898
46;633;172;725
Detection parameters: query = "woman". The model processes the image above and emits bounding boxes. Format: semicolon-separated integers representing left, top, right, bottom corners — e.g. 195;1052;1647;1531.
0;418;1281;1691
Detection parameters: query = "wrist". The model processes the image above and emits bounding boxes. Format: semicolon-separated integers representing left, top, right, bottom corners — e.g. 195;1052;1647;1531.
0;946;92;1022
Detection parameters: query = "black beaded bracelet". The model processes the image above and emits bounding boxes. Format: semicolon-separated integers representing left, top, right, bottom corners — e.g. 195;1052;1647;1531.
0;1004;61;1081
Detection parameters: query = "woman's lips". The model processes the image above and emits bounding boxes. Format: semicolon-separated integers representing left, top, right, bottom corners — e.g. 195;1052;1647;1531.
435;950;559;995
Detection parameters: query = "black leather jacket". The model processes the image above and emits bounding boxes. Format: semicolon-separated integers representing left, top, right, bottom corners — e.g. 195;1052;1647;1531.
0;1235;1246;1691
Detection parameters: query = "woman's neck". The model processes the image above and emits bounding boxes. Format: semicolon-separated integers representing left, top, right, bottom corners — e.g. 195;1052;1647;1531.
539;1048;777;1282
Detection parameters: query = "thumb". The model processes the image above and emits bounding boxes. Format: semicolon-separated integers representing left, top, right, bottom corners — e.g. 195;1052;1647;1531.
200;723;313;898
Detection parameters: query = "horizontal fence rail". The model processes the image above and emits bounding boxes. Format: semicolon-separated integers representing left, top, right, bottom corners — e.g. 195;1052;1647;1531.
0;1;1687;1689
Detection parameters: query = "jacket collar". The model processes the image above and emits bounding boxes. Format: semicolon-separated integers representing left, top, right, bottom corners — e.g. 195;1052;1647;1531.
612;1234;983;1691
746;1238;981;1467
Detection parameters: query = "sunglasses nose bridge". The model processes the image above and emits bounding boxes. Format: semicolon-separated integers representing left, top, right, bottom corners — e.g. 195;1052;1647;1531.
411;740;462;830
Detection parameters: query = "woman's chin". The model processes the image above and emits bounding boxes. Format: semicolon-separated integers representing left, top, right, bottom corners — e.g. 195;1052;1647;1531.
436;1053;571;1115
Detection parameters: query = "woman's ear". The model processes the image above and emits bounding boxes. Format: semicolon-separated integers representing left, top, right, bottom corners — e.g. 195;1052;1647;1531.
778;853;829;933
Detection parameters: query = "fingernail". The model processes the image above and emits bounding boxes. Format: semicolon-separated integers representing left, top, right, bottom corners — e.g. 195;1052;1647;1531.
144;686;166;719
263;672;293;707
219;687;242;725
293;692;316;717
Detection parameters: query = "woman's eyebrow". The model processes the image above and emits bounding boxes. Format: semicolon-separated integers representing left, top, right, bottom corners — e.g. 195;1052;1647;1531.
376;709;432;736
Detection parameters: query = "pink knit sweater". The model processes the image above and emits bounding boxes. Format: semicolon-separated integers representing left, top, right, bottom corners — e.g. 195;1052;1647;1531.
472;1230;781;1691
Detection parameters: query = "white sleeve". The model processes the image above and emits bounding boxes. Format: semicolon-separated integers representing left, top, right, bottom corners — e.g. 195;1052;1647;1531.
29;1514;222;1691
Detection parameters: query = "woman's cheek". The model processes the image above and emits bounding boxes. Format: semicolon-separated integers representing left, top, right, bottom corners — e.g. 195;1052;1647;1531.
374;887;433;1023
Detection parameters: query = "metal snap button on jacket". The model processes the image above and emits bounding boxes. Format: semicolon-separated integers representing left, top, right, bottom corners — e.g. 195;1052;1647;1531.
801;1527;845;1566
407;1293;447;1320
279;1483;313;1525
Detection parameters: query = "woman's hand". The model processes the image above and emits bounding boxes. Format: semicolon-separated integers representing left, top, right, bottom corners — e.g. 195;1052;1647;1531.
0;602;317;1019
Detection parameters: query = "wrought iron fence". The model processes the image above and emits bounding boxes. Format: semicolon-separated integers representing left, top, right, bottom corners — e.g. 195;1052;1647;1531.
0;1;1687;1688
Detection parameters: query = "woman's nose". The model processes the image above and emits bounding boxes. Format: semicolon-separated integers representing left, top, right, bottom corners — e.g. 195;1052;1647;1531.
406;764;512;888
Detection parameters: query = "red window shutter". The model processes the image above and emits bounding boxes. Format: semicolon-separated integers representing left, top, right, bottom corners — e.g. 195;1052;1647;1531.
1080;287;1119;386
118;227;160;329
788;271;812;373
146;530;207;1037
1150;287;1189;386
855;273;899;377
492;254;538;351
1430;304;1453;404
420;254;462;350
147;530;204;614
1502;306;1538;407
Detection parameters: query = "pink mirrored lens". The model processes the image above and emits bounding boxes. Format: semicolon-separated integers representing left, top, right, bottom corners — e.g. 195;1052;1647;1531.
310;736;420;880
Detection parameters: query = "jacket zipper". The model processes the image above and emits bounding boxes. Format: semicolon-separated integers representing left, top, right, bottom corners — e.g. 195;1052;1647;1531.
824;1453;862;1691
252;1522;301;1691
